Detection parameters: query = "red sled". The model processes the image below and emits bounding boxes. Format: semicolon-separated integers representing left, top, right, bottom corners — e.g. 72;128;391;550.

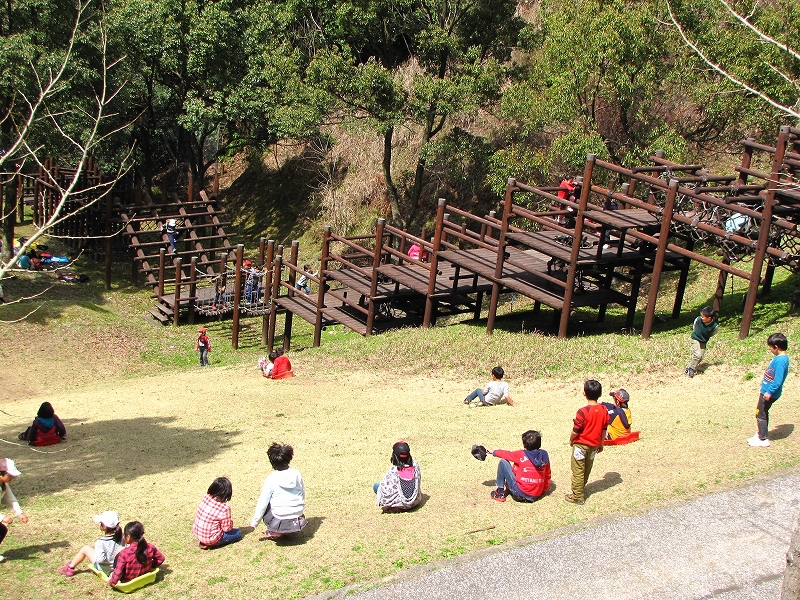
604;431;640;446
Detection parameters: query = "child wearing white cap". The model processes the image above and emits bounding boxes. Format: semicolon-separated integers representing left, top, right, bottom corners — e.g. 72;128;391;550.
0;458;28;562
59;510;125;577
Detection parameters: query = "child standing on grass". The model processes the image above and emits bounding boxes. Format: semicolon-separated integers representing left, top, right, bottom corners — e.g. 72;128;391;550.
251;443;307;540
59;511;124;577
565;380;607;505
193;477;242;549
748;333;790;448
463;366;514;406
685;306;719;377
487;430;551;503
374;441;422;512
0;458;28;562
196;327;211;367
108;521;165;587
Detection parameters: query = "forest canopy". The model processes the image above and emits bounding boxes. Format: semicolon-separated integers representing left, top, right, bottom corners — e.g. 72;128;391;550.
1;0;797;233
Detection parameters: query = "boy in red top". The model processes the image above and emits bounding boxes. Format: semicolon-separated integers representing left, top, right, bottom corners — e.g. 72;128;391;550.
566;379;607;505
488;430;551;502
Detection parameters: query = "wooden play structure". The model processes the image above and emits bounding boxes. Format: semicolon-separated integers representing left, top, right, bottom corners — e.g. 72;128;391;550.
264;124;800;348
26;124;800;349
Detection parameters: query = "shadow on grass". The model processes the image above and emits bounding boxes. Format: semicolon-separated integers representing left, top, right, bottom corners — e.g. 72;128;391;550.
2;539;69;561
0;417;240;497
586;471;622;498
770;423;794;440
256;516;325;546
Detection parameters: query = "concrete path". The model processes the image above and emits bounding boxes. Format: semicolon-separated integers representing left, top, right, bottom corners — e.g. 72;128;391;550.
312;469;800;600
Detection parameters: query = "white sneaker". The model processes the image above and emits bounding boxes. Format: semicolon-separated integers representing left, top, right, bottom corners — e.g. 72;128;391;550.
0;554;4;562
748;435;770;447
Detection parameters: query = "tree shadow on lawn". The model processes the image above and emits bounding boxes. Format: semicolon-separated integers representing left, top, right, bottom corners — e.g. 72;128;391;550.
0;417;240;496
1;539;69;562
770;423;794;440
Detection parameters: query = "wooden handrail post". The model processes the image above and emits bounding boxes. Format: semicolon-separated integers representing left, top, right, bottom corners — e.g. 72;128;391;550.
314;227;331;347
262;239;275;346
642;179;678;339
173;258;183;327
366;219;385;336
232;244;244;349
267;255;283;351
157;249;166;298
188;257;198;325
284;241;299;349
424;200;447;327
487;179;516;334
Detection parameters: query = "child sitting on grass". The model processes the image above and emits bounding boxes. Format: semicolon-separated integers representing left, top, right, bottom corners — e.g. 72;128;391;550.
602;389;632;440
18;401;67;446
487;430;551;502
192;477;242;549
108;521;165;587
463;366;514;406
59;511;124;577
374;441;421;512
251;443;307;540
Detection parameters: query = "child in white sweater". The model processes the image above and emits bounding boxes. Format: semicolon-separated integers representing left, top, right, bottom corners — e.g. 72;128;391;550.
251;443;307;540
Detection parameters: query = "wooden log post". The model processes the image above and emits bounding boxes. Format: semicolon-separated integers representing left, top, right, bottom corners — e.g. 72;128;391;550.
157;249;166;298
284;241;299;349
423;200;447;327
262;240;275;346
740;126;788;339
558;157;596;338
188;257;198;325
173;258;183;327
267;255;283;351
641;179;679;339
314;227;331;347
232;244;244;349
366;219;385;336
487;179;516;334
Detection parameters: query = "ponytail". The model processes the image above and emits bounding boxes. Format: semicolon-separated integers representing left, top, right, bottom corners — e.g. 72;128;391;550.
123;521;149;567
111;524;123;545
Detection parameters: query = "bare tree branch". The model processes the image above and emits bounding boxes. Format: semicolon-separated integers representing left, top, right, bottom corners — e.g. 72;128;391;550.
666;0;800;121
716;0;800;63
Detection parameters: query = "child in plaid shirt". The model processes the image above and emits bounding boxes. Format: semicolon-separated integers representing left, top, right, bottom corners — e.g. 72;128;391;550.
108;521;164;587
192;477;242;549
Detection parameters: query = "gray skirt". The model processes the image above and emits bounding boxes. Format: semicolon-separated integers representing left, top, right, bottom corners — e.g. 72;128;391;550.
262;507;307;534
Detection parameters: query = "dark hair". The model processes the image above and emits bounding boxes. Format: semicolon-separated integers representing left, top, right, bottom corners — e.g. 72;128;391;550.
700;306;716;318
267;443;293;470
584;379;602;400
37;402;54;419
123;521;149;567
268;351;278;362
391;441;413;468
275;347;285;357
522;430;542;451
491;366;504;380
768;333;788;351
303;264;310;270
108;524;123;544
207;477;233;503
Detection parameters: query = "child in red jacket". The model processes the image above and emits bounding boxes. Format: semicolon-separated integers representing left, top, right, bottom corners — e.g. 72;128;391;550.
565;379;607;505
196;327;211;367
488;430;551;502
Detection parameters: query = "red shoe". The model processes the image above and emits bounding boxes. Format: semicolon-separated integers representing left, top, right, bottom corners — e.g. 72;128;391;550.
490;489;506;502
59;563;76;577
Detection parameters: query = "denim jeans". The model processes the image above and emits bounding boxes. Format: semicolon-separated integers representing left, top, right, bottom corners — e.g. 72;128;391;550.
496;459;536;502
207;528;242;549
756;393;775;440
199;348;208;366
465;388;489;405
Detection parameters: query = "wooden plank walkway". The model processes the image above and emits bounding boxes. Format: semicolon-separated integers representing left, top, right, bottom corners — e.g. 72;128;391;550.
377;262;493;297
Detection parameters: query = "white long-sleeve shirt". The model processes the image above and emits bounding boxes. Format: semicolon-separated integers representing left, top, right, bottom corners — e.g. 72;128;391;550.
0;482;23;522
251;467;305;527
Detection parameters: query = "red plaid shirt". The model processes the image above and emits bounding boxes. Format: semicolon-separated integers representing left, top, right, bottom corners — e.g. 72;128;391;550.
192;494;233;545
108;542;164;586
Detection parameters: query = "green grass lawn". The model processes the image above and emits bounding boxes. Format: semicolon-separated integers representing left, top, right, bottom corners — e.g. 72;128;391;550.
1;249;800;599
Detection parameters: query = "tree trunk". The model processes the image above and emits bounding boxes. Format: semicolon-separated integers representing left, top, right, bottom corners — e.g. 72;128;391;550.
381;126;402;226
2;175;16;263
782;513;800;599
